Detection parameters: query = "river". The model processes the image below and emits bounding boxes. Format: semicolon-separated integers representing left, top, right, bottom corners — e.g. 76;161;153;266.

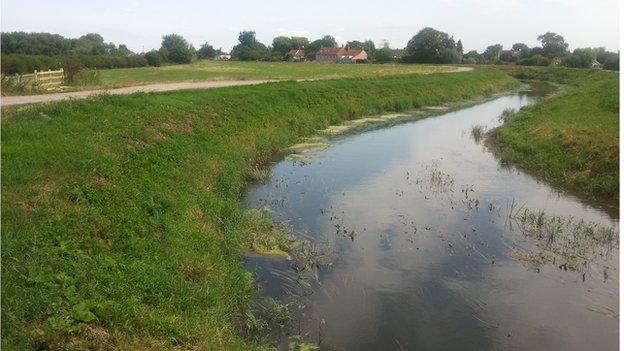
244;88;619;350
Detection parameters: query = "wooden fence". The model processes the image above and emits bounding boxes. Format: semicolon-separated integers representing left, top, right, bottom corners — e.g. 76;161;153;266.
10;68;65;89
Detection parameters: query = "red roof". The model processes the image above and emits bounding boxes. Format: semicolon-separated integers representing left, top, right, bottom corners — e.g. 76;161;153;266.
317;47;366;57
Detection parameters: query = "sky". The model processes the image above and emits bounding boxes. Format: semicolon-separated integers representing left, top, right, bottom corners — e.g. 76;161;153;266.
1;0;620;53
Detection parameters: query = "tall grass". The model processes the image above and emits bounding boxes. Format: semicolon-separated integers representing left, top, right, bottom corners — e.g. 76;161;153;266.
1;68;517;350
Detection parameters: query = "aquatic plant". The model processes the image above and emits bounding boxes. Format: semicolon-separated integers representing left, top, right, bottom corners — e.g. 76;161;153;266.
507;207;617;273
470;125;487;142
498;107;516;123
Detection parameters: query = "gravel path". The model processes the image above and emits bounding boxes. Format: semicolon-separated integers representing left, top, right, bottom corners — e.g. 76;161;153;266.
0;80;276;106
1;66;473;107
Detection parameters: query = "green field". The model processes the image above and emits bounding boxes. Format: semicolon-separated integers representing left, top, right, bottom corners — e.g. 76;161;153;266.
95;60;455;88
491;67;619;205
1;68;518;350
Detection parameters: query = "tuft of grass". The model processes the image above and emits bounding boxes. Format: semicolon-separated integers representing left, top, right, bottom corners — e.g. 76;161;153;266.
1;68;517;349
490;67;619;204
66;69;101;87
470;125;487;142
498;107;516;123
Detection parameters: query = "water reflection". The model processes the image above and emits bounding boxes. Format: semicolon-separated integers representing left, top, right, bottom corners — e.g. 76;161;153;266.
244;92;619;350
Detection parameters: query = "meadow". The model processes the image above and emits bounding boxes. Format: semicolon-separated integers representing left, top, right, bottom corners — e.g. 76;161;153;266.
1;68;517;350
490;67;619;205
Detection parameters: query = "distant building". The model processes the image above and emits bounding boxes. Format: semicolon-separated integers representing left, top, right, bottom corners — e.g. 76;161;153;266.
390;49;404;60
316;46;368;63
215;54;231;61
287;49;306;61
591;60;604;69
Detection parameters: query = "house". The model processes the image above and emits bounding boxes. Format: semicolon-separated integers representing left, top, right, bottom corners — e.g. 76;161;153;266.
287;49;306;61
390;49;404;60
591;60;603;69
316;46;368;63
215;53;231;61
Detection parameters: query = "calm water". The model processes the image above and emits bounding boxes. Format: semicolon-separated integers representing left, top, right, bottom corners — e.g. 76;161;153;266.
244;91;619;350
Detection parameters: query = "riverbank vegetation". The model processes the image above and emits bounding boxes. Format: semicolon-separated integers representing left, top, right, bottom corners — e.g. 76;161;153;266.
489;66;618;205
1;69;517;350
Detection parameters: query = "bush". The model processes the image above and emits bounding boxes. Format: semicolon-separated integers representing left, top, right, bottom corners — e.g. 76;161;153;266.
603;53;619;71
1;54;148;74
144;50;162;67
563;48;595;68
517;54;551;67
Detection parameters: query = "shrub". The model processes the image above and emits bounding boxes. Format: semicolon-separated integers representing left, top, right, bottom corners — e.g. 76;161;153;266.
517;54;551;66
563;48;595;68
603;53;619;71
0;54;148;74
144;50;162;67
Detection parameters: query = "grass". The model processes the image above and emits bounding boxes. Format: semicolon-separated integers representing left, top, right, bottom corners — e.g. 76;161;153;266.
470;125;487;142
93;60;455;90
1;68;518;350
489;67;619;204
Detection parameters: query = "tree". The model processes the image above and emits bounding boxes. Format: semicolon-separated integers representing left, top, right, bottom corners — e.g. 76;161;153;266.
463;50;483;64
563;48;596;68
159;34;193;63
231;30;268;61
456;40;464;56
483;44;503;63
271;36;309;56
603;53;619;71
512;43;530;59
374;47;394;63
403;27;460;63
306;35;338;60
500;50;518;62
537;32;568;57
347;40;375;55
117;44;132;56
238;31;257;47
197;43;217;59
73;33;108;55
1;32;73;56
439;48;461;64
144;50;162;66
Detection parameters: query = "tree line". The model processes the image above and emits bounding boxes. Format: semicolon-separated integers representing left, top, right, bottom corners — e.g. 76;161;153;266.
1;29;619;75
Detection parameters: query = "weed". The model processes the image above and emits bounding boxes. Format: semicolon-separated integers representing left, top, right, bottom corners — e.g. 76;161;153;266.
470;125;487;142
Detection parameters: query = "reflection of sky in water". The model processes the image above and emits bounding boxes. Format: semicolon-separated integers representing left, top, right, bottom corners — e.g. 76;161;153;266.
244;94;618;351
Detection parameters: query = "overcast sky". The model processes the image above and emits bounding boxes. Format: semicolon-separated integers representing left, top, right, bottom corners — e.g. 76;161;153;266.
1;0;620;53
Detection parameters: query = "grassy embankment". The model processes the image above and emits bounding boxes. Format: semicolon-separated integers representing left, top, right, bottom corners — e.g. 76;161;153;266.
490;66;619;205
1;68;517;350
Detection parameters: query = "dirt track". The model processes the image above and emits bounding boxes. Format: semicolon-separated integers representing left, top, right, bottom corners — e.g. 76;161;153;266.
0;80;275;106
0;66;473;107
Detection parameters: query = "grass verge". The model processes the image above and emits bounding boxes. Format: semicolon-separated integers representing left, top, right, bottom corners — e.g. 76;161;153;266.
489;67;618;206
1;68;517;350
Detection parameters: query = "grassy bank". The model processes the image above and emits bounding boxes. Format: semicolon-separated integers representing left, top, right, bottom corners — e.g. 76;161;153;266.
490;67;619;205
1;68;517;350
